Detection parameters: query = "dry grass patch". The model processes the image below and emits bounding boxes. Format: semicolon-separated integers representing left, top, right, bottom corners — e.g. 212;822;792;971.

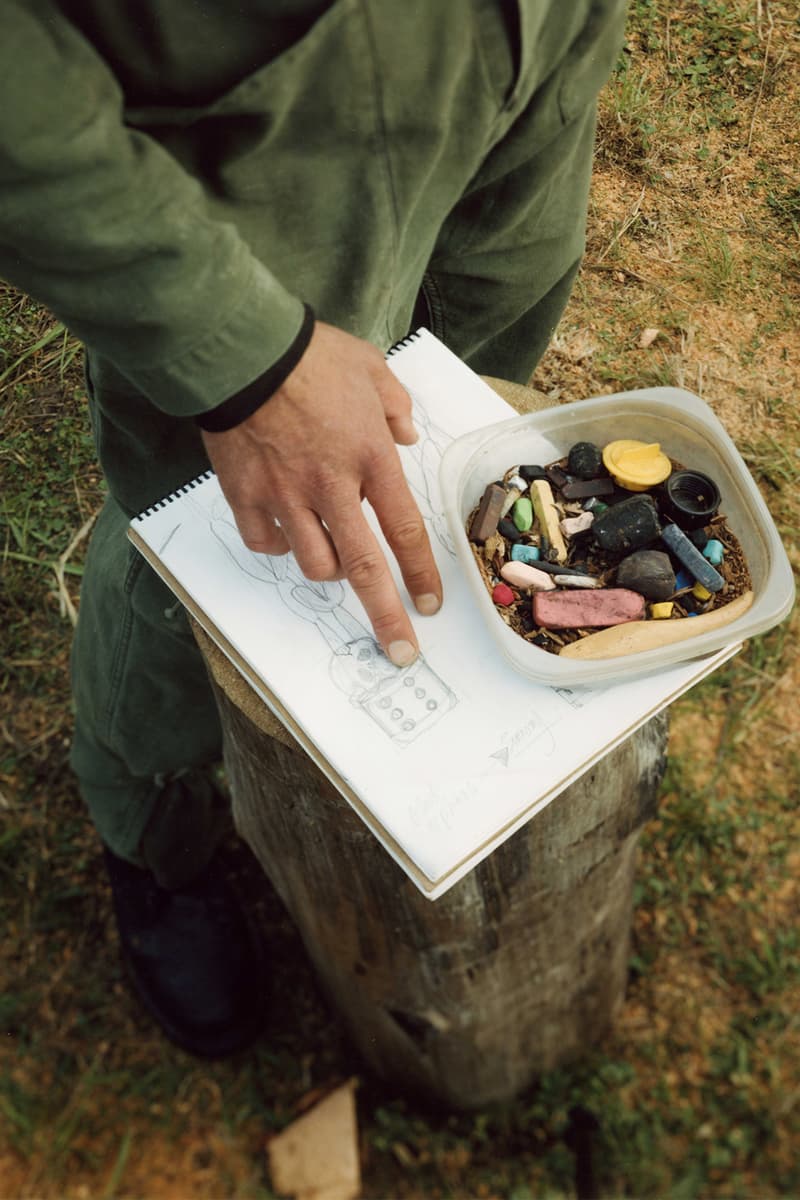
2;3;799;1197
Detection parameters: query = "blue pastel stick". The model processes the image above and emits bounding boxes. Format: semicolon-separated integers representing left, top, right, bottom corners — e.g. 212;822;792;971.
661;523;725;593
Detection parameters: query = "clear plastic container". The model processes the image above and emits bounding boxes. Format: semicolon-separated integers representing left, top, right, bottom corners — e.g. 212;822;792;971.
439;387;795;685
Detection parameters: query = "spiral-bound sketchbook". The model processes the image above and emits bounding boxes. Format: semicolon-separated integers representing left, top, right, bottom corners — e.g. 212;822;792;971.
128;330;738;898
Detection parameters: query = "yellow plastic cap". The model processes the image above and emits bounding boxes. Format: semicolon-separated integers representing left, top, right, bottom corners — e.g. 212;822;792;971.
602;439;672;491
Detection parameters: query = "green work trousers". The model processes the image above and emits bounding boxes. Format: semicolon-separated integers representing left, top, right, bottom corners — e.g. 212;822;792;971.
70;0;627;886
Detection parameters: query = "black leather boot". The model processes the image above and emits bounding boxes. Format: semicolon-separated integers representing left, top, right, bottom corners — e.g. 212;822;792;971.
103;845;266;1057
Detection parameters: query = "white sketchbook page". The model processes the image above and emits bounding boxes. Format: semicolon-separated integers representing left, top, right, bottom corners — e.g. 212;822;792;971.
130;331;734;888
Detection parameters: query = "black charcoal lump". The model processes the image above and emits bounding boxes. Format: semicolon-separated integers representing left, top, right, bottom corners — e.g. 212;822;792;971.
497;517;523;543
568;441;604;480
519;464;548;483
592;494;661;554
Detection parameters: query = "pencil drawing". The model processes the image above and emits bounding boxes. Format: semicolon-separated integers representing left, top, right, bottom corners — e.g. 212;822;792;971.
206;500;457;746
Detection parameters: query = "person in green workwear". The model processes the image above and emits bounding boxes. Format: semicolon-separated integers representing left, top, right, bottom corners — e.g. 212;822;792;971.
1;0;627;1056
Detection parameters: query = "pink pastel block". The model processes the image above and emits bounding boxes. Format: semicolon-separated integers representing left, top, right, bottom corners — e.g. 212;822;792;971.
500;561;556;591
532;588;645;629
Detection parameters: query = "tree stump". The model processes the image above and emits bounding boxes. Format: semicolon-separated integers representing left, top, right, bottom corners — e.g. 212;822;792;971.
193;377;670;1110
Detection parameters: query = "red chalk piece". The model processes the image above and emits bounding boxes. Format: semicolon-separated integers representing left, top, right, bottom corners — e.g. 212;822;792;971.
492;583;516;607
533;588;645;629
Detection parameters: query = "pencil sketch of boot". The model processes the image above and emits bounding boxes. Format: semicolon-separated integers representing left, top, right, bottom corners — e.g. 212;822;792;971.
208;513;457;745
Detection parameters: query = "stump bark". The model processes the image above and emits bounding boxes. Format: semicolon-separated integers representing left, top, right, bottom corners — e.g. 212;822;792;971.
194;377;670;1109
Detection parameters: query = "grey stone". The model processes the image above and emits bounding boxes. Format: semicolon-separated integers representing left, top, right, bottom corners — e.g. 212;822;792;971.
615;550;676;601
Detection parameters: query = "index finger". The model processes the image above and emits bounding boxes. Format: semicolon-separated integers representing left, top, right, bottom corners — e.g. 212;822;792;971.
324;495;423;668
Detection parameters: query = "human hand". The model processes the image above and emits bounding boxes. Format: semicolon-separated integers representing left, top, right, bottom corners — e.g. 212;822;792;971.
200;322;442;666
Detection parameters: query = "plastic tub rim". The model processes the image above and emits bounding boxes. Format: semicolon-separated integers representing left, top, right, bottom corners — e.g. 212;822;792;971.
439;386;795;686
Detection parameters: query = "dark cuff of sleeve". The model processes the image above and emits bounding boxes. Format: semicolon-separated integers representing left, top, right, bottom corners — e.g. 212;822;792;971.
194;303;315;433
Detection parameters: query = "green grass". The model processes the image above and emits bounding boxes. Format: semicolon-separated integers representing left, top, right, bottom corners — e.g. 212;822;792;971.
2;2;800;1196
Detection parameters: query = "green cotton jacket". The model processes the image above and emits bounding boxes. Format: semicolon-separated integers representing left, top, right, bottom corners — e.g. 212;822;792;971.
0;1;623;422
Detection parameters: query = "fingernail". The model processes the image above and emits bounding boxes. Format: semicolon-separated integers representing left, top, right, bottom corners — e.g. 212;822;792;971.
387;639;418;667
414;592;441;616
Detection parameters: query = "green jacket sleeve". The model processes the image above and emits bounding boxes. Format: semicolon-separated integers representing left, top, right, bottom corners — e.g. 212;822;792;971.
0;2;306;418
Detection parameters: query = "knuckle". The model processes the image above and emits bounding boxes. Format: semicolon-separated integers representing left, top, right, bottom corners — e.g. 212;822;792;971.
243;537;283;557
343;548;385;591
298;552;338;582
363;599;404;639
236;516;269;546
372;615;403;642
234;507;284;553
388;516;427;555
241;529;283;554
404;567;435;595
312;468;343;505
364;441;401;480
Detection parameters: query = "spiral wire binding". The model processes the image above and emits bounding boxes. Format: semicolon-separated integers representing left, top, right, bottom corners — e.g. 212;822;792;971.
385;328;422;358
133;468;215;522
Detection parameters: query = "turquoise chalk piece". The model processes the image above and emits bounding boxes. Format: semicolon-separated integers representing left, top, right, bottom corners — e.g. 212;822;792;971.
512;496;533;532
511;543;541;564
703;538;724;565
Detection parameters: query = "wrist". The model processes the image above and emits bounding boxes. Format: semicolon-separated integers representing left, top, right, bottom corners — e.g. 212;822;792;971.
195;303;315;433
